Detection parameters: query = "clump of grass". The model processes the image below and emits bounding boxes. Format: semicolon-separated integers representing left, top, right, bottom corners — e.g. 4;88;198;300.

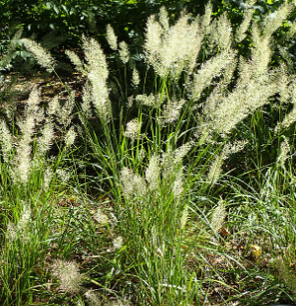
0;59;83;305
2;2;296;305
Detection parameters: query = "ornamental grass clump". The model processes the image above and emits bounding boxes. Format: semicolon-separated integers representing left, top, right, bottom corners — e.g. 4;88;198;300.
61;5;292;152
17;3;296;177
117;145;195;304
9;2;296;304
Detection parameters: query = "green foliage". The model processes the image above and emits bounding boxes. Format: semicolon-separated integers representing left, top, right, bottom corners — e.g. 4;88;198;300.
2;0;296;70
0;0;242;49
217;0;296;65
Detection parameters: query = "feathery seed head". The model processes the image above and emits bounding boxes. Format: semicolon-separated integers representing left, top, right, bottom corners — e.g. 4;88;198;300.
159;6;169;31
278;137;290;166
159;99;186;124
6;222;17;241
123;118;142;140
27;85;41;110
180;205;189;230
17;109;35;136
207;154;224;185
220;58;238;89
57;168;70;183
191;50;237;101
222;140;248;160
43;167;53;190
90;76;111;122
17;203;31;233
289;78;296;105
119;41;130;64
173;169;184;201
264;3;293;38
161;143;192;183
144;14;163;63
208;13;232;51
36;122;54;158
201;3;213;34
106;299;131;306
113;236;123;250
13;149;31;184
51;260;83;293
197;61;281;138
81;82;93;118
275;104;296;133
120;167;147;199
127;95;134;108
174;141;194;164
236;0;255;42
207;141;247;184
275;81;296;132
64;126;77;148
13;88;41;184
48;95;60;116
65;49;85;74
144;8;202;79
138;148;146;162
136;93;157;107
211;200;226;234
83;36;109;79
93;208;109;225
0;29;22;70
0;120;13;163
161;147;175;182
106;24;118;50
277;66;292;104
82;36;110;121
145;155;160;191
251;24;271;75
279;47;294;72
132;68;140;88
59;96;74;128
85;291;101;306
21;38;55;73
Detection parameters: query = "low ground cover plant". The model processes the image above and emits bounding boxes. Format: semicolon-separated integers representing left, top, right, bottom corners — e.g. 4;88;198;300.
2;2;296;305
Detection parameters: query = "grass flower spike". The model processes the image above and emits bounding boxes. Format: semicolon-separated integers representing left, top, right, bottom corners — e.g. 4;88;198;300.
144;7;202;79
83;36;110;122
106;24;118;50
21;38;56;73
51;260;84;293
119;41;130;64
